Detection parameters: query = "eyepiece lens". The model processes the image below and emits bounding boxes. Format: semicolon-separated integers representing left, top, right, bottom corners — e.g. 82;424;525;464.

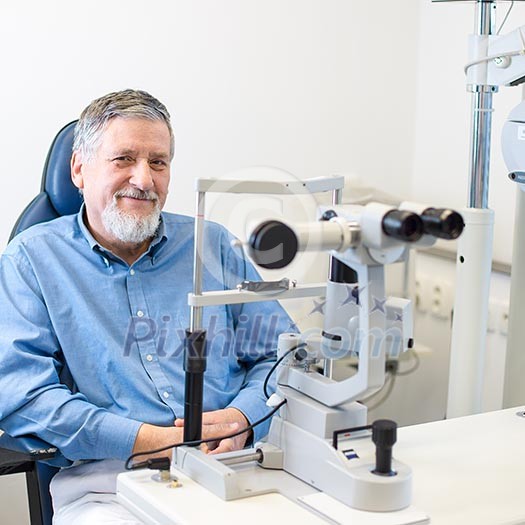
421;208;464;240
382;210;423;242
248;220;298;269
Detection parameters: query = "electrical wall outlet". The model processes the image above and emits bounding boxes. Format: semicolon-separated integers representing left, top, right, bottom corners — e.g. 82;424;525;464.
415;275;431;313
430;280;453;320
415;275;453;320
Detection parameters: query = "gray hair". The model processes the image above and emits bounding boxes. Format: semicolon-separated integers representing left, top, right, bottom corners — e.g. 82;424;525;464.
73;89;174;160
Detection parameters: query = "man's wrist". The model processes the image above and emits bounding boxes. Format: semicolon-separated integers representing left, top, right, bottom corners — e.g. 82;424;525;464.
132;423;179;455
228;407;253;445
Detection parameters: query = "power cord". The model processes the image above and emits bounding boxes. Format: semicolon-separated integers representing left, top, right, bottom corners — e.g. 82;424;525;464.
395;348;420;377
366;373;397;412
497;1;515;36
464;11;524;75
263;343;306;399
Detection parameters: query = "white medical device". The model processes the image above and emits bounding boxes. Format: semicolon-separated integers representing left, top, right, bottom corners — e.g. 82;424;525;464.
170;176;463;513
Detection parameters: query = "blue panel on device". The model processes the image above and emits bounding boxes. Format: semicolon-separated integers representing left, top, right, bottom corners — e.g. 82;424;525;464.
342;448;359;460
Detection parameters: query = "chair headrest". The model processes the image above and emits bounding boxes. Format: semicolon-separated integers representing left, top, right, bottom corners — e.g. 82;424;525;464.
43;121;83;217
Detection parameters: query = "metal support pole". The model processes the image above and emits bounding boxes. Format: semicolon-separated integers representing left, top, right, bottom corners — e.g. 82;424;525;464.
468;87;496;208
468;0;496;209
184;190;207;444
324;187;343;379
447;0;497;418
190;191;206;331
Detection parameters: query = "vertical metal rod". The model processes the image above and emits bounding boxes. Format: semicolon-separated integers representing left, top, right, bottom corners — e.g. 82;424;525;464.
185;190;207;443
333;188;342;206
475;0;495;36
401;251;411;300
190;191;206;332
324;187;343;379
468;88;495;208
447;0;497;418
467;0;496;209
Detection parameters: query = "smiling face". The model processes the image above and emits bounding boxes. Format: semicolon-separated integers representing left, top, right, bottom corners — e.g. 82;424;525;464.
71;116;171;254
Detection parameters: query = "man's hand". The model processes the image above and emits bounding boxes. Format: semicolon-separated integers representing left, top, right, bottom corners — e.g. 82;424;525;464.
132;419;240;460
175;407;252;455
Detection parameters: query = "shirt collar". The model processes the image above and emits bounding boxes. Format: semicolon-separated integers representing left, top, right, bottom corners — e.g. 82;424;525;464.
76;203;169;263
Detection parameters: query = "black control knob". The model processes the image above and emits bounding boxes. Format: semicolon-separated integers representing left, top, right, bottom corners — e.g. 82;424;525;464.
248;220;298;269
371;419;397;476
421;208;464;240
382;210;423;242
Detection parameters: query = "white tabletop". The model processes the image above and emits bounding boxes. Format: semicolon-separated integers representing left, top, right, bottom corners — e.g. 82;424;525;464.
117;407;525;524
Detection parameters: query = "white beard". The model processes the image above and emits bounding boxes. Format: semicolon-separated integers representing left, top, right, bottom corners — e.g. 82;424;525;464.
102;189;161;244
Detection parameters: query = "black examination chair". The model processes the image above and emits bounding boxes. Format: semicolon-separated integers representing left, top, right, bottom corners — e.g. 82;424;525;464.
0;120;81;525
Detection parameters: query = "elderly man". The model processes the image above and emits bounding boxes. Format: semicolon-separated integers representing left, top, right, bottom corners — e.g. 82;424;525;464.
0;90;291;523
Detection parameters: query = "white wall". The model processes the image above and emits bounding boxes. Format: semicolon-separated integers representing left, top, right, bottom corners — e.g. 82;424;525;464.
0;0;419;248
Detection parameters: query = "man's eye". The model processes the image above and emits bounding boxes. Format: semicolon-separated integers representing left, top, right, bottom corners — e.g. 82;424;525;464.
113;156;133;163
150;160;167;169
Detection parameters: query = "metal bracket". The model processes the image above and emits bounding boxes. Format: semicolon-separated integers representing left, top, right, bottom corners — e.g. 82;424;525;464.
236;278;297;294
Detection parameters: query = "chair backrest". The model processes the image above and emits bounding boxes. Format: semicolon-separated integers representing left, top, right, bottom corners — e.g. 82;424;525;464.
2;120;81;525
10;120;82;240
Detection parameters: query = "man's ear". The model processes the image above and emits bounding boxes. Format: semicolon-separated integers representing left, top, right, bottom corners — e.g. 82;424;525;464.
71;151;84;190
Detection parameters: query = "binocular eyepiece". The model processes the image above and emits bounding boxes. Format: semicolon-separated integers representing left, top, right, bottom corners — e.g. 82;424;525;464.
381;208;464;242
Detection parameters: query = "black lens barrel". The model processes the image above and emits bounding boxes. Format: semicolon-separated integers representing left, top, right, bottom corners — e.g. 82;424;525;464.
382;210;423;242
421;208;464;240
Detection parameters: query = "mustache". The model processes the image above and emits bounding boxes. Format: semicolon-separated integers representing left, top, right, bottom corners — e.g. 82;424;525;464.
114;188;159;201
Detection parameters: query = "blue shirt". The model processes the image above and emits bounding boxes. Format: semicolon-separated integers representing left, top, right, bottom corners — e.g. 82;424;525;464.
0;209;293;462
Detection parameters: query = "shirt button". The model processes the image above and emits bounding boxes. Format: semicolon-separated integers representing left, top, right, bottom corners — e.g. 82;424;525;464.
146;354;153;362
137;310;144;317
163;392;170;399
130;269;135;276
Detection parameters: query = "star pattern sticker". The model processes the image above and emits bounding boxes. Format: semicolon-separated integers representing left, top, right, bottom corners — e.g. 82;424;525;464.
309;299;326;316
370;296;387;314
340;284;362;307
285;320;299;332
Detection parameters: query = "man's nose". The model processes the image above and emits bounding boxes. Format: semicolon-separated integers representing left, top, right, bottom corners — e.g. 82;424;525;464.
130;160;154;191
